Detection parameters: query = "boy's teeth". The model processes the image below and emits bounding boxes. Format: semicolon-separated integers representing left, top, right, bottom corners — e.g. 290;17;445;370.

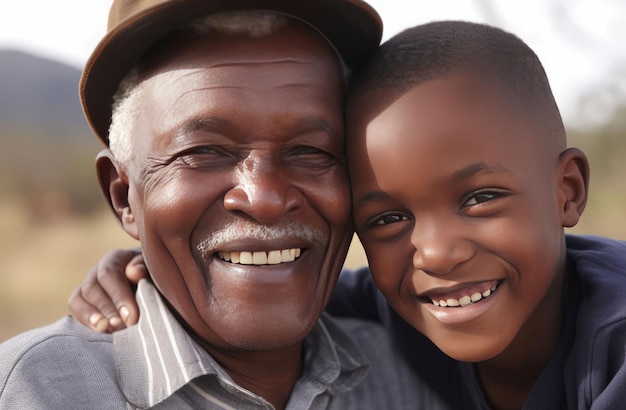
459;295;471;306
446;298;460;307
433;285;498;308
218;249;301;265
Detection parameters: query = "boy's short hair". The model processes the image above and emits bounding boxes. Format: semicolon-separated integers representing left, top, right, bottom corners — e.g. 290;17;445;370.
350;20;566;146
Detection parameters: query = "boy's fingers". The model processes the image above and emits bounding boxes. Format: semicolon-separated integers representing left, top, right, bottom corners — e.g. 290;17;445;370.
96;249;141;327
125;253;149;284
80;267;126;331
68;285;111;333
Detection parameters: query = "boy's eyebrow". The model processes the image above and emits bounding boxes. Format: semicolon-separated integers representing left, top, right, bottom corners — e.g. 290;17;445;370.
355;191;391;207
355;163;512;208
452;162;511;181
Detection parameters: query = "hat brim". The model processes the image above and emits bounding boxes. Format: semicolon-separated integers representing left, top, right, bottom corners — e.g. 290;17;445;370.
79;0;382;145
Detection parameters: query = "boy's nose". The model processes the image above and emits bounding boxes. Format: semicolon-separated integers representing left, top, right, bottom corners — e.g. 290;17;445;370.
411;220;475;275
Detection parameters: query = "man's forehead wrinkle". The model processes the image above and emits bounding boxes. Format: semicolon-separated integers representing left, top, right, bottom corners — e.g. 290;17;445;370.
158;57;317;76
162;86;239;115
157;82;248;126
209;57;315;67
176;117;232;139
452;162;512;181
161;116;338;145
152;58;322;94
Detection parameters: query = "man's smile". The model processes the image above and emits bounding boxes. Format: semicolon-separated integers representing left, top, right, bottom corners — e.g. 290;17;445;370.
217;248;302;265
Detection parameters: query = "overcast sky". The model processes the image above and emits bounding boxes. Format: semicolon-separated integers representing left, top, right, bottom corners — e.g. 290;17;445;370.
1;0;625;127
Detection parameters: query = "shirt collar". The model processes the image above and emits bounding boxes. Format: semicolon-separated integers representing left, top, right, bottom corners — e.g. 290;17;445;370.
114;280;369;408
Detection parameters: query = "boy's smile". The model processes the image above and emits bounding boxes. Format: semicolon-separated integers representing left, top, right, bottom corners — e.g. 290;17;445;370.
348;70;586;363
418;279;500;308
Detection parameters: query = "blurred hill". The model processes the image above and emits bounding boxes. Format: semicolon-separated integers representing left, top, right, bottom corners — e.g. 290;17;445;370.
0;49;103;218
0;49;86;129
0;50;138;341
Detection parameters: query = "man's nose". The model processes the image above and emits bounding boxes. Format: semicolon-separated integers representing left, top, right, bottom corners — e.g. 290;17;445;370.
223;154;301;223
411;219;475;275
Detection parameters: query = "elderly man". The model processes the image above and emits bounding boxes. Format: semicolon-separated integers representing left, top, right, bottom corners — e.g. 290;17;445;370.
0;0;436;409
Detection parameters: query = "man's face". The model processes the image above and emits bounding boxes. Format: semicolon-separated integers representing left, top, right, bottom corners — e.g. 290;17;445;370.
348;72;571;362
119;23;352;350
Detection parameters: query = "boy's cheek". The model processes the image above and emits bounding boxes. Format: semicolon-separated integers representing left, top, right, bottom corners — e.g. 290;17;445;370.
366;240;412;296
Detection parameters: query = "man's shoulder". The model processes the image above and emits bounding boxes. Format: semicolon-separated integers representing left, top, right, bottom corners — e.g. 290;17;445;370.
1;316;113;367
0;316;124;408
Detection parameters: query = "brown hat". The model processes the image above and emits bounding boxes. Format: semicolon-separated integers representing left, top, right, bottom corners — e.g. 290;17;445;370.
79;0;383;145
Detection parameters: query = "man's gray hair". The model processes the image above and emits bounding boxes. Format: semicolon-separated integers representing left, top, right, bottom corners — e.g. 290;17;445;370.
108;10;349;166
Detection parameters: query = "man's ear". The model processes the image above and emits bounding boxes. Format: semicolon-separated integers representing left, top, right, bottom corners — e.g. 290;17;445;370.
557;147;590;228
96;149;139;240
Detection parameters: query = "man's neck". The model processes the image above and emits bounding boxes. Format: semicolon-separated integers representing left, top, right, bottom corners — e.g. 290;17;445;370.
205;341;304;410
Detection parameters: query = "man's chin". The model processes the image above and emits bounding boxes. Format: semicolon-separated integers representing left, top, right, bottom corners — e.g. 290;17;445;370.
201;311;319;351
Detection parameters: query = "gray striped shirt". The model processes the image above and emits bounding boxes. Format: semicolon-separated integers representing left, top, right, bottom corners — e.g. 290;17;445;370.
1;280;440;409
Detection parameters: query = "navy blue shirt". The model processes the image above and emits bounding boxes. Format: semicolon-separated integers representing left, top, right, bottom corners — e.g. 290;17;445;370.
327;235;626;409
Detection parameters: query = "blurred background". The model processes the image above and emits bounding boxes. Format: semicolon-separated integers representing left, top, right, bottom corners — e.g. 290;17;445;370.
1;0;625;341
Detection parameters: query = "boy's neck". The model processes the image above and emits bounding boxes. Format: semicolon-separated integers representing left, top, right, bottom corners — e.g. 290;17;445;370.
476;265;568;409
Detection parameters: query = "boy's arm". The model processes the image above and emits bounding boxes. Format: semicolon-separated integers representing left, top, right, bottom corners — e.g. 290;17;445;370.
325;266;383;322
70;254;383;330
68;249;146;332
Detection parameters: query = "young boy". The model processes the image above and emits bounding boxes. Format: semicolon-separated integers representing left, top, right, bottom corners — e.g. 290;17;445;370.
69;21;626;409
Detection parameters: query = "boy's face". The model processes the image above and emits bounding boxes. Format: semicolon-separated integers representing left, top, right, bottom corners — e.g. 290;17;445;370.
348;71;585;362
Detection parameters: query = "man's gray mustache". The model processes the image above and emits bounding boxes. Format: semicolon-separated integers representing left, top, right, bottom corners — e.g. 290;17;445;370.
196;222;327;256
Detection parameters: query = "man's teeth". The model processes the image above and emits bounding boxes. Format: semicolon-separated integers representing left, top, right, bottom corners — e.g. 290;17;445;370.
218;249;301;265
432;285;497;308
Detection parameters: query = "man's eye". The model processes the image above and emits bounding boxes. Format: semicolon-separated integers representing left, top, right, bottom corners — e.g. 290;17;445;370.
292;146;334;157
293;146;324;154
176;146;233;167
286;146;340;167
190;146;229;155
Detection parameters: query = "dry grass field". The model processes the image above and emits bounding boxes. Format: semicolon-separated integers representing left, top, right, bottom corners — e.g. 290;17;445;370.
1;190;624;342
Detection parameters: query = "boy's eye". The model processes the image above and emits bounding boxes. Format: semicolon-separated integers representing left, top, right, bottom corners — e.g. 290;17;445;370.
357;211;412;239
465;192;496;206
462;190;506;208
373;213;409;226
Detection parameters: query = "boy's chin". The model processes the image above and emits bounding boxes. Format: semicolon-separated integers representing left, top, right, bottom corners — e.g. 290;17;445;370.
427;330;513;363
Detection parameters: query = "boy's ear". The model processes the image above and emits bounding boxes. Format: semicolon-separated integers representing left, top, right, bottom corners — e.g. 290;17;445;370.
96;149;139;240
557;147;589;228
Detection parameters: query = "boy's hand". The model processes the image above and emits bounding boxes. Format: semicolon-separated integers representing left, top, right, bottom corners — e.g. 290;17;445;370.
68;248;146;332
